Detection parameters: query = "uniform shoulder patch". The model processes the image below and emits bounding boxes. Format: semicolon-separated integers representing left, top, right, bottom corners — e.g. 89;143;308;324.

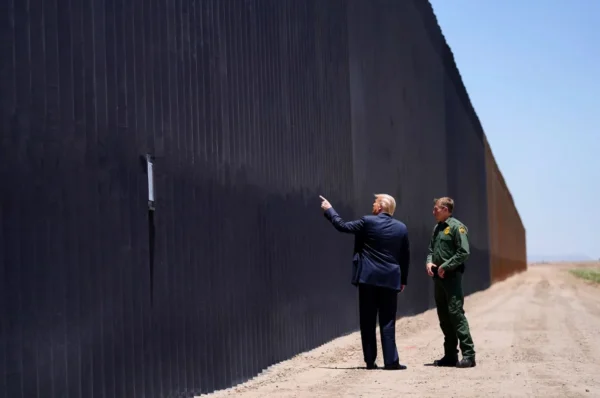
444;226;451;235
459;226;467;234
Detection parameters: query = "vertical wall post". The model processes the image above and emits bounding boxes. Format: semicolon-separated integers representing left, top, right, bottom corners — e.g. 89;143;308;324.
146;154;155;211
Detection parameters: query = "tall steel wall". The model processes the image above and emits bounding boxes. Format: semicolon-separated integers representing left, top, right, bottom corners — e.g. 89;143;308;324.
0;0;525;397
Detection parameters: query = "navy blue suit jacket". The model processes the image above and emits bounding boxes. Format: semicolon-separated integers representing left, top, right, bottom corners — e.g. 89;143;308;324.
324;207;410;291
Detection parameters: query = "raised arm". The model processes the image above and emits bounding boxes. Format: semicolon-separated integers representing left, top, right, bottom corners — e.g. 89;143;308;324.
320;195;365;234
323;208;365;234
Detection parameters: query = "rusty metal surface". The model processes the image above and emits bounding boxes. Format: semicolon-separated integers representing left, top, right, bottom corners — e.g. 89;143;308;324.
485;136;528;283
0;0;525;397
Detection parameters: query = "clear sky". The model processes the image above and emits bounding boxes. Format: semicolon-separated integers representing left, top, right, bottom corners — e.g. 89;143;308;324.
429;0;600;261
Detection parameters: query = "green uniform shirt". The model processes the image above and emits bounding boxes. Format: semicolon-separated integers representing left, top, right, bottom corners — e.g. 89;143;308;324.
426;216;470;273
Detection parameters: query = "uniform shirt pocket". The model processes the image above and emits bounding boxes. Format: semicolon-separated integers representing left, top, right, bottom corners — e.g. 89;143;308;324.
438;234;455;251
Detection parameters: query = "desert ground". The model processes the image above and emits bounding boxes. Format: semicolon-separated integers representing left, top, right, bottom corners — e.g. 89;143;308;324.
201;262;600;398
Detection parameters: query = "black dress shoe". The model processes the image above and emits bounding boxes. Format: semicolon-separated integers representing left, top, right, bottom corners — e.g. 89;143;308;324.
456;358;476;368
433;357;458;367
384;363;407;370
366;363;378;370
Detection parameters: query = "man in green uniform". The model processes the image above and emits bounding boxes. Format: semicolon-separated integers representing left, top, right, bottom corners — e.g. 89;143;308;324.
426;197;476;368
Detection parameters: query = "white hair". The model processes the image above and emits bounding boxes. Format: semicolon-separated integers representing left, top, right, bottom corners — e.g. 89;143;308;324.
375;193;396;215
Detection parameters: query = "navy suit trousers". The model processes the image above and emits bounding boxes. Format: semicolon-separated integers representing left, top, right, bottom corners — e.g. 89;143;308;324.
358;284;400;366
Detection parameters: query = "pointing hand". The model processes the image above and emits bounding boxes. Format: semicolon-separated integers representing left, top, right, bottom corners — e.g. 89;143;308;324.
319;195;332;211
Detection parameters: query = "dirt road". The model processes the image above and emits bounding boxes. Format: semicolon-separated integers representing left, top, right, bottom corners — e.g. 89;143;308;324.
202;263;600;397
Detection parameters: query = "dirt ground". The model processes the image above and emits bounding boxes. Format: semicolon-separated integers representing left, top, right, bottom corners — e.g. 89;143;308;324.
201;262;600;398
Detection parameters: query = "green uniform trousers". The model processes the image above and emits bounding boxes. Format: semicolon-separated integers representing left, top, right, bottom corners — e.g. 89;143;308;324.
434;273;476;359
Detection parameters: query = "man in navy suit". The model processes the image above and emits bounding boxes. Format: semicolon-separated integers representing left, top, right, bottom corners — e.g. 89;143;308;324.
320;193;410;370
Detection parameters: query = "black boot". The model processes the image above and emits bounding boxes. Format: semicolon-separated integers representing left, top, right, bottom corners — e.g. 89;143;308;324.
456;357;476;368
384;362;407;370
433;356;458;367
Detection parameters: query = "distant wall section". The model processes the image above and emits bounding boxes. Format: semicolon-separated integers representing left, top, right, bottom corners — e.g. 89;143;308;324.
484;136;528;283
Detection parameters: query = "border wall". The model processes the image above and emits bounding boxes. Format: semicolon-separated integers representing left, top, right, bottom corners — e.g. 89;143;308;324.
0;0;526;397
484;136;528;283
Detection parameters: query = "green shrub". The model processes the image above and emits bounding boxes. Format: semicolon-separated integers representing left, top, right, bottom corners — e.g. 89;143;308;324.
569;268;600;284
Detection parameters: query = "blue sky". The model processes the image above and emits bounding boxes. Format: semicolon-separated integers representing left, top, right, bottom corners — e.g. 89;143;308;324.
429;0;600;261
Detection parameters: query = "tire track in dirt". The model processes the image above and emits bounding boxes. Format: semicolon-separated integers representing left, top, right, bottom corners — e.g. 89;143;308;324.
511;273;557;396
551;276;600;395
